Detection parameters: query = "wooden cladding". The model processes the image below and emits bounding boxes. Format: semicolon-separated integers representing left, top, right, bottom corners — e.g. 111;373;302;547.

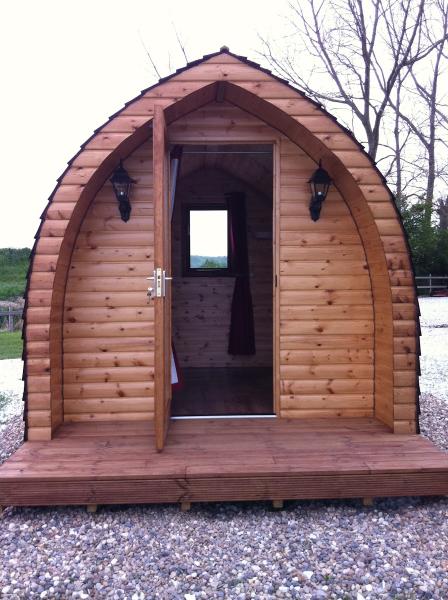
63;105;377;422
24;49;418;438
278;139;374;419
62;142;155;423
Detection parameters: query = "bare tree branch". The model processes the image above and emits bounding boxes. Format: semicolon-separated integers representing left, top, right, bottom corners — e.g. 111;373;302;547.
172;22;189;65
257;0;448;210
138;32;162;80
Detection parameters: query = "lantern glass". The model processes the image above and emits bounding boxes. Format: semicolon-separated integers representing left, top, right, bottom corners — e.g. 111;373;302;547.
113;180;131;199
310;165;332;199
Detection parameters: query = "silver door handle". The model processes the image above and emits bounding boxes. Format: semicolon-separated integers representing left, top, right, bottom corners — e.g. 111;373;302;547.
146;274;173;281
146;268;173;298
146;273;173;281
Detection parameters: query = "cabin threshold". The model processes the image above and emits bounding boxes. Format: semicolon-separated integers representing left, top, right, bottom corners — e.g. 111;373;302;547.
1;418;447;507
171;414;277;420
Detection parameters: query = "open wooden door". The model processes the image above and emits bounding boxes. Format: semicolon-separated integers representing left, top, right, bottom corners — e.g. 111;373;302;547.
152;105;172;451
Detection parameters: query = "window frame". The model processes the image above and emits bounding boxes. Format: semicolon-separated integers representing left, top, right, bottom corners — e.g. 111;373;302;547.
182;203;233;277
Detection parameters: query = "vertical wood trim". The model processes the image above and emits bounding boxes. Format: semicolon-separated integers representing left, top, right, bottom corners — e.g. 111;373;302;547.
273;141;281;415
153;105;171;451
51;231;80;434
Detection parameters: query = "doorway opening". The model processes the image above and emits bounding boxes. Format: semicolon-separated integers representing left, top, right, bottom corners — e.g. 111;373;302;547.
170;144;274;417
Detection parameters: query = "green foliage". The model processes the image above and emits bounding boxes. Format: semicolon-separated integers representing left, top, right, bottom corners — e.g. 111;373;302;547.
395;198;448;275
191;255;228;269
0;331;23;359
199;258;227;269
0;248;30;301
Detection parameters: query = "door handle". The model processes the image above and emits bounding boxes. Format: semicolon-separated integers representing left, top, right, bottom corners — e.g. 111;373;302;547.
146;268;172;298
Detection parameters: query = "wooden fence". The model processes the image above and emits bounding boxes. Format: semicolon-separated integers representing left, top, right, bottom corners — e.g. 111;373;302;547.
0;307;23;332
416;275;448;295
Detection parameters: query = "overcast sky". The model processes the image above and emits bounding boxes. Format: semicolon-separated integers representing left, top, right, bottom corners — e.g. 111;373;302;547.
0;0;290;248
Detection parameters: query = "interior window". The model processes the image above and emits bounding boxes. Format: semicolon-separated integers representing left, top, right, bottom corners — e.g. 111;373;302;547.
185;206;230;275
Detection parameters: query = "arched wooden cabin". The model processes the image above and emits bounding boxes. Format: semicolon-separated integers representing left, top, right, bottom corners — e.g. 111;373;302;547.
1;48;447;508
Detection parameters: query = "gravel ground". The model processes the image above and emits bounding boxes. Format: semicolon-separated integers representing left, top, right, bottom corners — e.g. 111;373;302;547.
418;298;448;453
419;298;448;405
0;359;24;464
0;298;447;600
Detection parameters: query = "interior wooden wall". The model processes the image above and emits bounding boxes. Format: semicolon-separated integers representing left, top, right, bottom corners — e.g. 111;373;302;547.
171;166;273;368
62;141;155;422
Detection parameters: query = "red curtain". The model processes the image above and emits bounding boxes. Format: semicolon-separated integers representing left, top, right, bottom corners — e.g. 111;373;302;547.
227;192;256;355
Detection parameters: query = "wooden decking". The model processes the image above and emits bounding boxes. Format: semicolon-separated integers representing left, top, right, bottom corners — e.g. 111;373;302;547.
1;418;447;507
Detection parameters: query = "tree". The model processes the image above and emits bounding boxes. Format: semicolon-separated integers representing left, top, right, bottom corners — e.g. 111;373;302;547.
437;196;448;229
258;0;448;210
383;0;448;221
396;195;448;274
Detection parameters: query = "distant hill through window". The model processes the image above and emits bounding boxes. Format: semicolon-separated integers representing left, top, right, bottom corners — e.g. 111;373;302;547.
190;255;228;269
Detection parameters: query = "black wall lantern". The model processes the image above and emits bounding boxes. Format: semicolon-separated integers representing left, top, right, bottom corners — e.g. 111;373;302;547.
309;161;332;221
110;161;135;222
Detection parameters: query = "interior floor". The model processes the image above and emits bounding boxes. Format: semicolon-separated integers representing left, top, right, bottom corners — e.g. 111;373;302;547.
171;367;273;416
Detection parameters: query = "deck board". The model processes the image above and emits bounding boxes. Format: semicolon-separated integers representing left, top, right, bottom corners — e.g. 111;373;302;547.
1;418;447;505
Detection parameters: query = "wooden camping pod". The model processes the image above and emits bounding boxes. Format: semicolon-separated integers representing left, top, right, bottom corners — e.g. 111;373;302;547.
22;49;419;441
3;49;448;510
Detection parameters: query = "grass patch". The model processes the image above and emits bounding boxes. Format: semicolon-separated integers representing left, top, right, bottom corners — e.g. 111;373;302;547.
0;331;23;359
0;247;30;301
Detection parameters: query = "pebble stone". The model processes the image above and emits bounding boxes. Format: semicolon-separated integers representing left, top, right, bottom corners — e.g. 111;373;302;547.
0;298;447;599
